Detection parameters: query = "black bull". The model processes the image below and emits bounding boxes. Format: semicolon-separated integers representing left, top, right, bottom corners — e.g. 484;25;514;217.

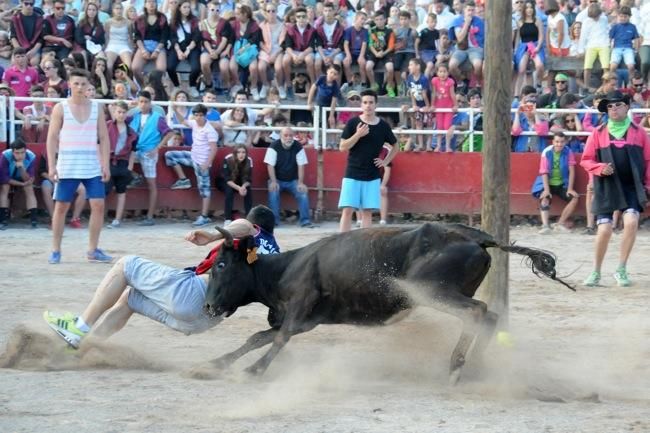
204;223;572;383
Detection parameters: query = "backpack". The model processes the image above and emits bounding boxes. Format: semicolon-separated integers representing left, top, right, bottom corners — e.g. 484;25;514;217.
234;38;259;68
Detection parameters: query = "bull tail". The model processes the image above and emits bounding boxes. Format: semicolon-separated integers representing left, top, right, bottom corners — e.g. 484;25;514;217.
498;244;576;291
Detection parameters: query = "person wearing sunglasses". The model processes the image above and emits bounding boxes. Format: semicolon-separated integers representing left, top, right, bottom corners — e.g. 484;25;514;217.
537;72;569;109
9;0;44;67
42;0;75;61
580;90;650;288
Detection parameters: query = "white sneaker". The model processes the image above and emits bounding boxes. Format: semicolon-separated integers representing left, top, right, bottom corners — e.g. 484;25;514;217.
107;219;121;229
259;85;268;99
192;215;212;227
251;88;260;101
552;223;571;233
379;220;387;225
278;86;287;99
230;84;243;98
189;87;200;99
538;226;552;235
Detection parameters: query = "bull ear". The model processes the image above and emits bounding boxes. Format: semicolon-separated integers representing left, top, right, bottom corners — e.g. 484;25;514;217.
215;226;234;247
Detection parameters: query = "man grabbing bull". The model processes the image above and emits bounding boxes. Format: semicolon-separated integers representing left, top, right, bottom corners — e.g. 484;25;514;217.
43;206;280;348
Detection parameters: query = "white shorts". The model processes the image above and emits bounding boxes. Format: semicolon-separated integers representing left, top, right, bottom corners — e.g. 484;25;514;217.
124;255;219;335
135;150;158;179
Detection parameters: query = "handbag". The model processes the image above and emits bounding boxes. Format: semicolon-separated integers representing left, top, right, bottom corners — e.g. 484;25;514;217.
234;38;259;68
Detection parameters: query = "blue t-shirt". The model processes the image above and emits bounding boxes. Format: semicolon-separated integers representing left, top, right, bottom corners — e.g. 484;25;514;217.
406;74;431;107
610;22;639;49
256;228;280;254
315;75;341;107
343;26;368;55
207;108;222;122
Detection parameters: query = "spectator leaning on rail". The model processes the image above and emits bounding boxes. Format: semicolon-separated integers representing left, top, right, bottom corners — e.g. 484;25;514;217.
580;90;650;288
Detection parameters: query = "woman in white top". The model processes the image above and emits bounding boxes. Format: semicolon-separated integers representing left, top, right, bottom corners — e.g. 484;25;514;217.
221;107;250;146
104;2;134;75
258;4;285;101
545;0;571;56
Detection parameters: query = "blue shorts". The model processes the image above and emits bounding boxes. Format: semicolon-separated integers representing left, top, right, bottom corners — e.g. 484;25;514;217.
124;255;218;335
610;47;635;66
338;177;381;210
53;176;105;202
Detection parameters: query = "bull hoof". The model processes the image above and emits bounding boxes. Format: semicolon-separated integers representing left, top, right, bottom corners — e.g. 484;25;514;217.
244;364;264;377
449;368;462;386
183;363;221;380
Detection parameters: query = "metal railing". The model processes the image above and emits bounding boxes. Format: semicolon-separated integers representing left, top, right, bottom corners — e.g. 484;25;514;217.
3;95;650;152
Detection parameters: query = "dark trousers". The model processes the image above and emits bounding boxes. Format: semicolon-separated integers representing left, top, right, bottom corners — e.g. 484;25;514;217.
224;185;252;220
167;48;201;87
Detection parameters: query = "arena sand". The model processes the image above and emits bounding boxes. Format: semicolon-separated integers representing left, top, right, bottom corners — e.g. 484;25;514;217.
1;221;649;432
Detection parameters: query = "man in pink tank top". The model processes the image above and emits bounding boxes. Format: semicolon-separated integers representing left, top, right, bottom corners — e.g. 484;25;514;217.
45;68;112;265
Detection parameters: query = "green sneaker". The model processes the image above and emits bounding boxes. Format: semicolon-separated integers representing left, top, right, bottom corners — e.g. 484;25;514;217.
370;82;380;92
43;311;87;349
386;85;397;98
613;268;631;287
583;271;601;287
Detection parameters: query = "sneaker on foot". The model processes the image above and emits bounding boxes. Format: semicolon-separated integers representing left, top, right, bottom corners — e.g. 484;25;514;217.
251;87;260;101
538;226;552;235
69;218;82;229
48;251;61;264
613;268;631;287
192;215;212;227
386;85;397;98
552;223;570;233
301;222;317;228
278;86;287;99
0;222;7;230
171;178;191;190
128;173;144;188
370;82;380;92
230;84;243;98
107;219;121;229
31;220;38;228
379;220;387;225
583;271;601;287
189;86;200;99
87;248;113;263
260;84;269;99
582;226;596;235
43;311;87;349
137;217;155;226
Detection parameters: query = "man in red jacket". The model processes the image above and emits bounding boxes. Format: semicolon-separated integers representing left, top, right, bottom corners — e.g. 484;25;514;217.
580;90;650;287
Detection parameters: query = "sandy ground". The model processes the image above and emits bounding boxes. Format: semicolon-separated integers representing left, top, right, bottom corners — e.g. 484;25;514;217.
1;219;649;433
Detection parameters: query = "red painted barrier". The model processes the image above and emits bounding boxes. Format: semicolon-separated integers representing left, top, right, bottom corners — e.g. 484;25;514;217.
13;144;591;217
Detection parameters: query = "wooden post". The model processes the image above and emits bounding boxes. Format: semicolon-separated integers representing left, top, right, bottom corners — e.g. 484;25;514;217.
479;0;512;324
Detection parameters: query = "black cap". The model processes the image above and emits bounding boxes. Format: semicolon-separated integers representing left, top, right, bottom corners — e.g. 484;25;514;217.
597;90;630;113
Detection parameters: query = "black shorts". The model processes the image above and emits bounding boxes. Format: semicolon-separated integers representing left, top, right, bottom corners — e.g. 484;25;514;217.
393;52;415;71
106;160;132;194
367;53;394;68
596;183;643;221
534;184;574;202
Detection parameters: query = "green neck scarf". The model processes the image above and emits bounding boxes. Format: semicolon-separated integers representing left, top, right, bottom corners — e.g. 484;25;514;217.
607;117;631;139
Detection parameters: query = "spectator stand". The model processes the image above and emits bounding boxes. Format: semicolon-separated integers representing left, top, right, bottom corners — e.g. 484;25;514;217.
5;95;650;223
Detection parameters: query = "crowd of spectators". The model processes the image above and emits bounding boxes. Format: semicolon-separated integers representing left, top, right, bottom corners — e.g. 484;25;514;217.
0;0;650;152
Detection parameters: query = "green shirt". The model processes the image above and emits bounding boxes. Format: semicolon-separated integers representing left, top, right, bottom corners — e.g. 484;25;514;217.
549;151;563;186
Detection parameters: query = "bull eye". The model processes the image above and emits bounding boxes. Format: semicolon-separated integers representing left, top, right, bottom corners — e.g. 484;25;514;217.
217;261;226;270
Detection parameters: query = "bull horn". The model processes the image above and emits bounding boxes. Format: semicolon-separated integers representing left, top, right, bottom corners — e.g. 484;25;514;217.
215;225;234;247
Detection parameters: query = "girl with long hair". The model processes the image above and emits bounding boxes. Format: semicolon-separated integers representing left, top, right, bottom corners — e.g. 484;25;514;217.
221;144;253;224
132;0;169;84
168;0;201;97
104;2;134;74
513;0;545;95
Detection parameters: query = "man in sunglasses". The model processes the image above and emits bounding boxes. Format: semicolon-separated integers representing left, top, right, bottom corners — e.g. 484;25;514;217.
42;0;75;60
9;0;44;67
580;90;650;287
537;72;570;109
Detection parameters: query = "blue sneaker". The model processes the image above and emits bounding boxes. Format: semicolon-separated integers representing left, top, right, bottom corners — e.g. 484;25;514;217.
48;251;61;264
87;248;113;263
